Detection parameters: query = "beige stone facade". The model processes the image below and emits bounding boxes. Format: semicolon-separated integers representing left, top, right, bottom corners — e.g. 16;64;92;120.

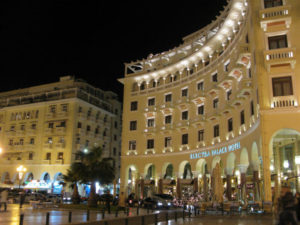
119;0;300;206
0;76;121;192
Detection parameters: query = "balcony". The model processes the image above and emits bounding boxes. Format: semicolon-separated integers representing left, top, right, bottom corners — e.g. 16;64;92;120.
176;120;190;128
78;112;86;120
25;144;35;151
42;159;51;164
55;159;64;164
44;128;54;134
43;143;53;149
160;102;174;109
161;124;173;131
143;127;156;133
6;130;16;136
177;96;190;104
56;127;66;135
76;128;84;135
46;112;56;119
57;111;68;117
260;5;291;31
264;48;296;71
55;142;65;149
144;105;156;112
179;145;189;151
163;147;173;153
16;130;26;136
271;95;298;108
27;129;37;136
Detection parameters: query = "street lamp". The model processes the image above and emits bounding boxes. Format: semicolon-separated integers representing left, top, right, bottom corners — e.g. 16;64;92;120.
0;147;2;154
17;165;27;190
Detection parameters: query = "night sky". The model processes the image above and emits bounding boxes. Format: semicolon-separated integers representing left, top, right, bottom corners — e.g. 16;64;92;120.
0;1;227;101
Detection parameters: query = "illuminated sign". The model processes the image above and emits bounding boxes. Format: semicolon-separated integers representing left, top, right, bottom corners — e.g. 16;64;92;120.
190;142;241;160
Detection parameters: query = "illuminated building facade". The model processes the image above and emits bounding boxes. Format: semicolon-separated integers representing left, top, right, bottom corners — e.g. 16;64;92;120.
0;76;121;193
119;0;300;206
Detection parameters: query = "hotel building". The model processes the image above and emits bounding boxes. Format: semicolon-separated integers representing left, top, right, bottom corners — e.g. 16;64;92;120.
0;76;121;193
119;0;300;206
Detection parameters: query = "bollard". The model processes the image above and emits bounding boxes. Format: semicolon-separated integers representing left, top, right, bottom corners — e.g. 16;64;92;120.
125;218;129;225
115;208;119;218
86;209;90;221
141;215;145;225
126;207;129;216
137;206;139;215
175;211;177;222
194;206;197;216
102;210;105;219
68;211;72;223
147;206;150;214
19;214;24;225
154;214;158;225
189;208;191;218
182;208;185;220
166;212;168;222
46;212;50;225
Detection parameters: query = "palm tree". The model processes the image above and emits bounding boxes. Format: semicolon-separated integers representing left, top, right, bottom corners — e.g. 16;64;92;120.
76;146;115;207
63;162;85;204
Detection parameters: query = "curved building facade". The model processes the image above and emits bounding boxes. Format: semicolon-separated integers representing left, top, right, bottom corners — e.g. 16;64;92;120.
119;0;300;207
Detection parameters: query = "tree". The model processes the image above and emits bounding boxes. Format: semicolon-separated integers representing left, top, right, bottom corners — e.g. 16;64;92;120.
63;162;85;204
75;146;115;207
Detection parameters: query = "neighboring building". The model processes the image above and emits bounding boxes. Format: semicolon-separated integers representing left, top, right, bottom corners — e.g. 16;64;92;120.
0;76;122;193
119;0;300;206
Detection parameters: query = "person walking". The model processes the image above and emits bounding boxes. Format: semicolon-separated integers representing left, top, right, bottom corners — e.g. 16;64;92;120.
0;189;8;211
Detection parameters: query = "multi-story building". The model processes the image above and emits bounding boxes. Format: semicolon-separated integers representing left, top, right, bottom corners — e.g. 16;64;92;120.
119;0;300;207
0;76;122;193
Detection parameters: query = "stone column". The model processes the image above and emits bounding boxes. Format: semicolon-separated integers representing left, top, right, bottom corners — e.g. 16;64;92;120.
113;180;117;198
158;178;163;194
274;144;281;202
225;168;234;201
261;132;272;202
238;164;248;203
176;177;181;199
252;163;260;201
140;178;145;199
192;171;199;193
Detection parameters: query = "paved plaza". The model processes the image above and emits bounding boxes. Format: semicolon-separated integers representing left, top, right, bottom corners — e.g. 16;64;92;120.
0;204;278;225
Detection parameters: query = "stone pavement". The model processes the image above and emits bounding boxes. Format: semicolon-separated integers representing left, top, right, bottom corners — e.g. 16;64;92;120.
0;204;278;225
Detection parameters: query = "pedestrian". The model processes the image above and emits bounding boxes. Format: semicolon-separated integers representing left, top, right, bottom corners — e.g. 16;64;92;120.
19;191;26;208
0;189;8;211
277;191;298;225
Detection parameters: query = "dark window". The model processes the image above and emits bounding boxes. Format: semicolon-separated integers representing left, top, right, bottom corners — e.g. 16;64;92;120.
77;122;82;129
114;135;117;141
165;137;172;147
228;118;233;132
248;68;252;78
29;153;33;160
213;98;219;108
272;76;293;96
114;121;118;128
49;123;54;128
227;90;232;100
268;35;287;50
165;94;172;102
240;110;245;125
264;0;283;8
147;118;155;127
182;134;188;145
165;115;172;124
198;130;204;142
30;138;35;144
130;101;138;111
148;98;155;106
130;121;137;130
251;101;255;116
212;73;218;82
182;111;188;120
147;139;154;149
86;125;91;132
197;82;204;91
198;105;204;115
113;148;116;156
129;140;136;150
182;88;188;97
46;153;51;160
214;125;220;137
58;152;63;160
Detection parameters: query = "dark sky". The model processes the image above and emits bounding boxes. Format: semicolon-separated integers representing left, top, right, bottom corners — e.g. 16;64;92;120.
0;1;227;101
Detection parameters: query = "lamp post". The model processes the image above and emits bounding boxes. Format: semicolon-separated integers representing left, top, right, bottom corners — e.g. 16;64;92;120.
17;165;27;190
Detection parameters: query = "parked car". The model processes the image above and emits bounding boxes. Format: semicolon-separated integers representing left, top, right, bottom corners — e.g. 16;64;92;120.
142;194;173;209
62;192;72;202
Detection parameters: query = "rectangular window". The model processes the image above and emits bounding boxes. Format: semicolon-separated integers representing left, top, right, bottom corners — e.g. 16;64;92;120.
198;130;204;142
9;139;13;145
165;115;172;124
182;88;188;97
29;153;33;160
77;122;82;129
130;121;137;131
214;125;220;137
48;137;53;144
113;148;116;156
165;137;172;147
240;110;245;125
182;134;188;145
147;118;155;127
212;73;218;82
30;138;35;144
250;101;254;116
57;152;63;160
148;98;155;106
227;90;232;100
182;111;189;120
268;35;287;50
228;118;233;132
147;139;154;149
50;105;56;113
21;124;25;130
61;104;68;112
213;98;219;109
129;140;136;150
197;81;204;91
272;76;293;96
46;153;51;160
31;124;36;130
198;105;204;115
165;94;172;102
130;101;138;111
264;0;283;8
49;122;54;128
